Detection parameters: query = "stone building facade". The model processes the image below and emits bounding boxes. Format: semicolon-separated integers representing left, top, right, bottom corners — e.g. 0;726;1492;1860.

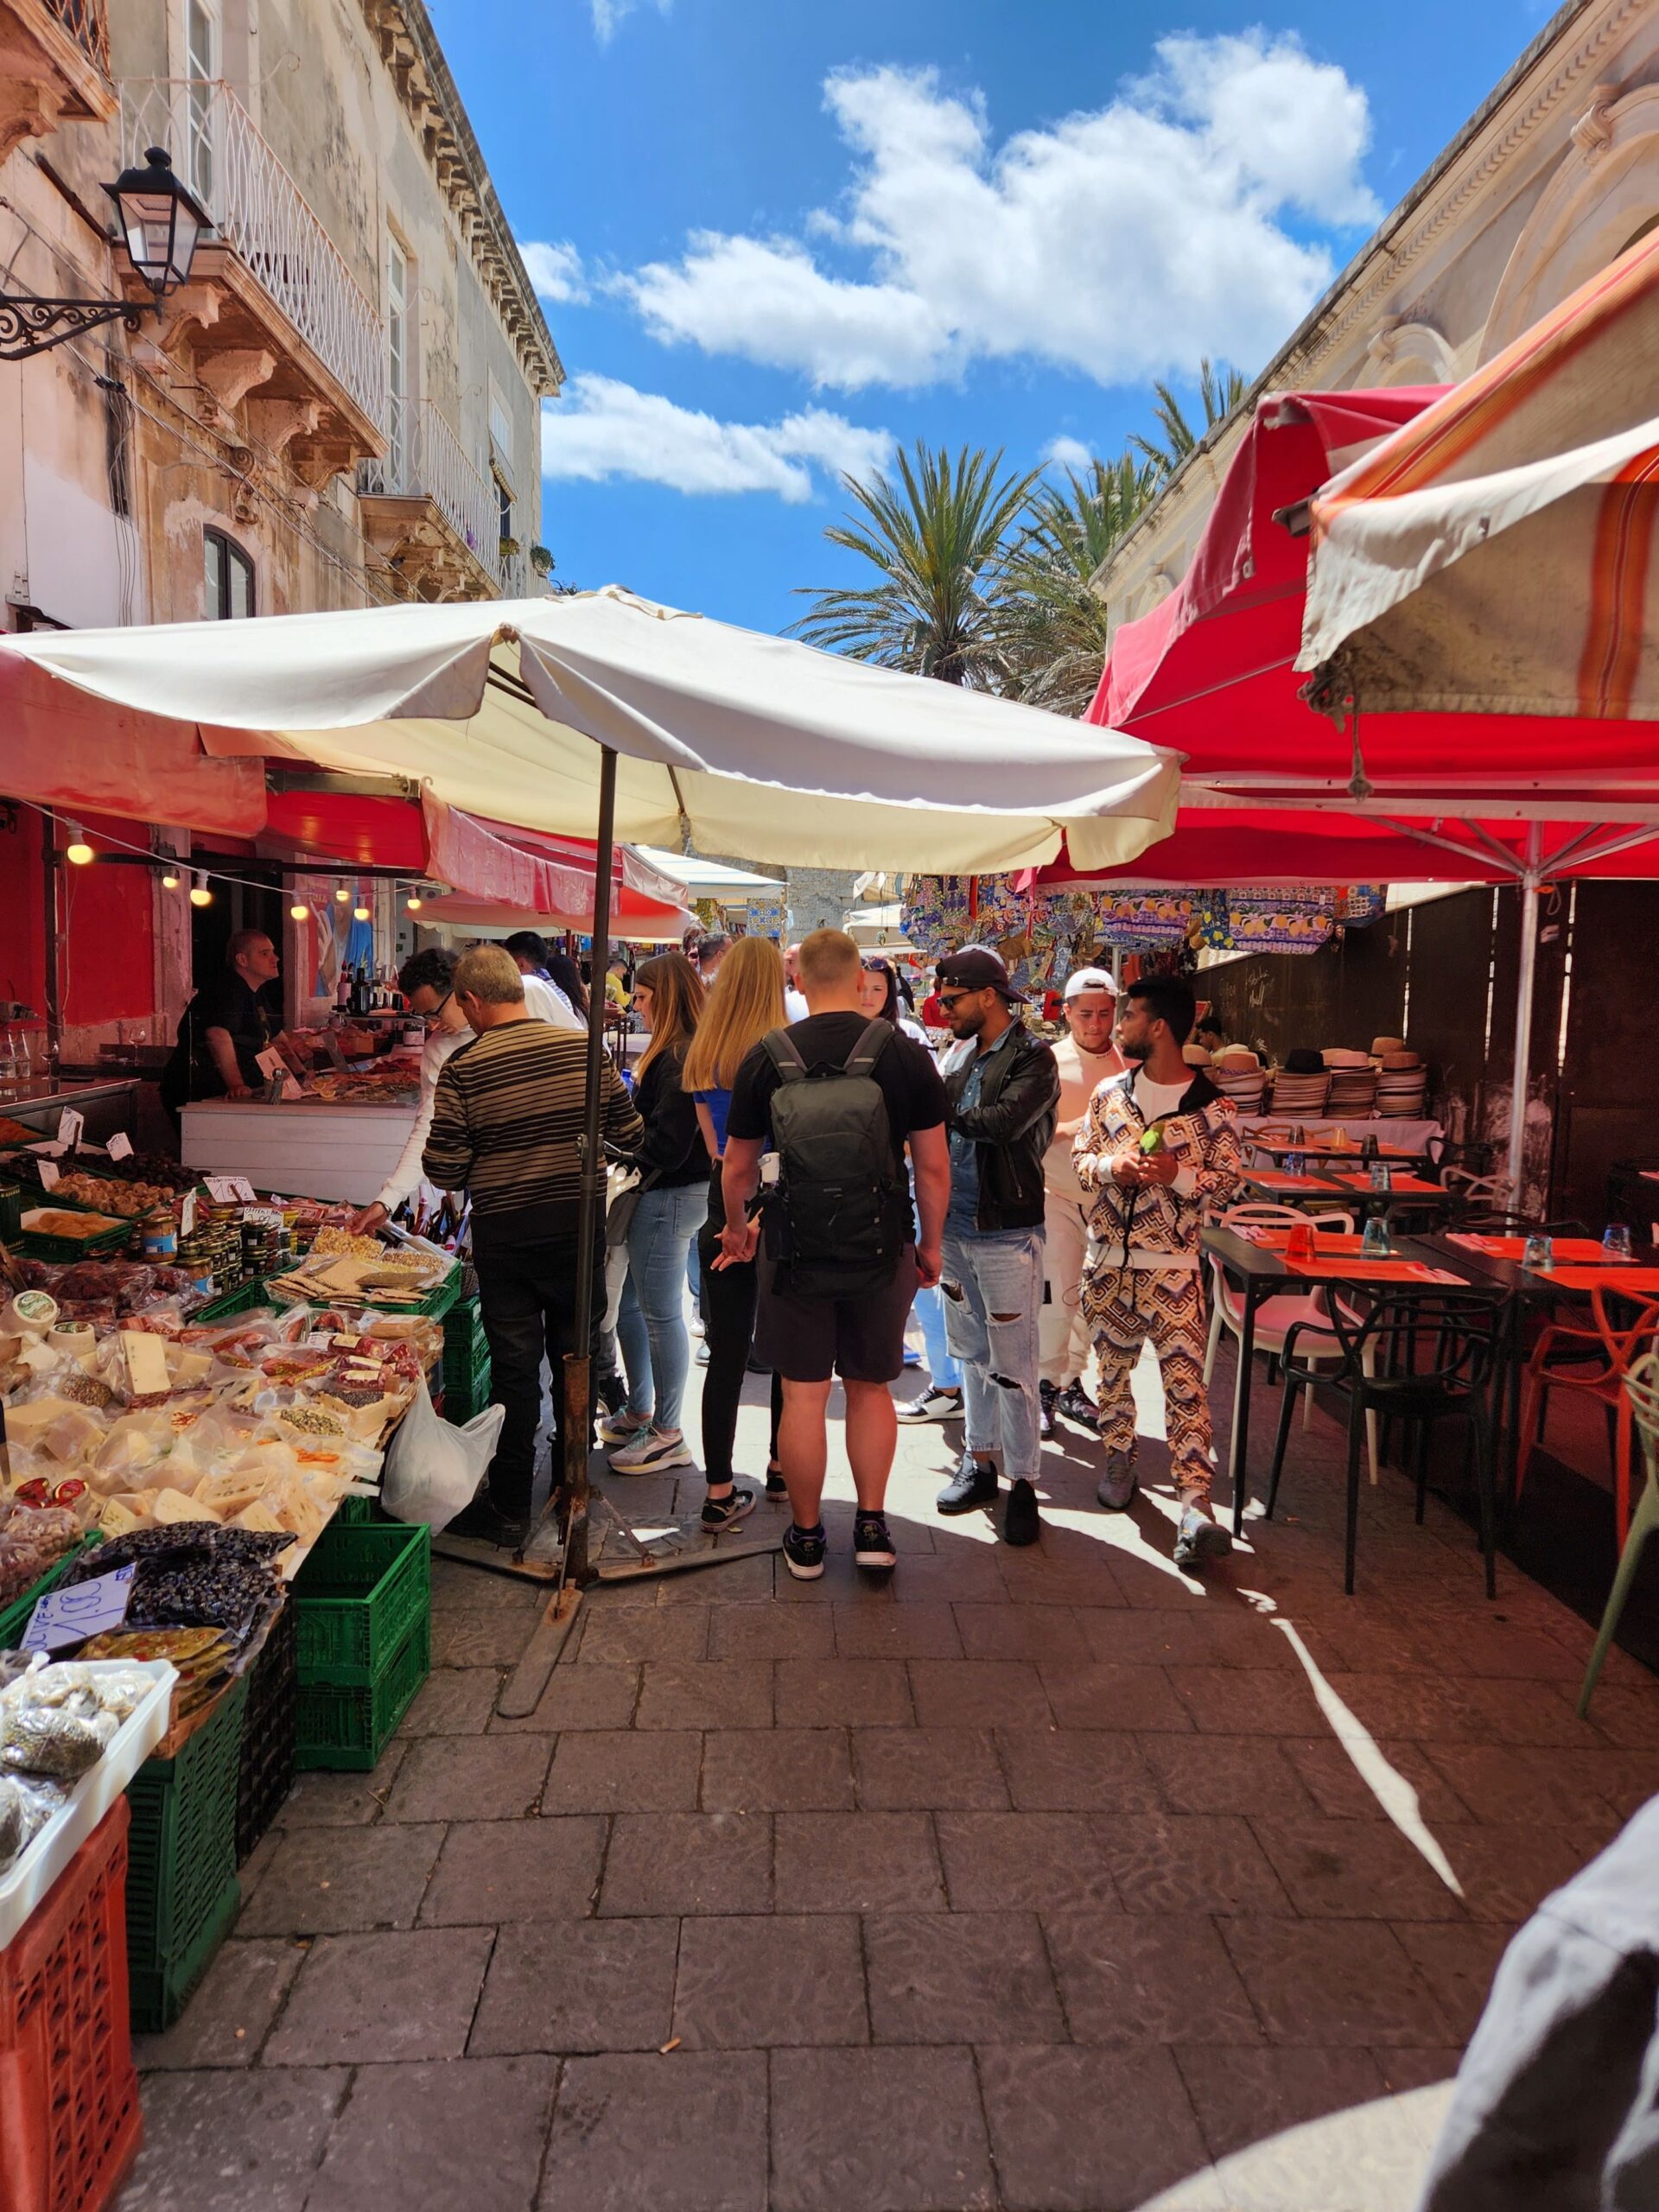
0;0;561;1061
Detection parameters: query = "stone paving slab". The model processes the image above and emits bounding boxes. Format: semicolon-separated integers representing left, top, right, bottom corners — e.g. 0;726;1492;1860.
119;1341;1659;2210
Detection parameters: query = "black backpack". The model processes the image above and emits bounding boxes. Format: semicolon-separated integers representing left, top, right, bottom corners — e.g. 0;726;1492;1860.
762;1018;910;1296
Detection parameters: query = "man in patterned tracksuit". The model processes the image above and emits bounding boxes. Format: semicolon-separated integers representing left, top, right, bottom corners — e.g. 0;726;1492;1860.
1071;974;1243;1569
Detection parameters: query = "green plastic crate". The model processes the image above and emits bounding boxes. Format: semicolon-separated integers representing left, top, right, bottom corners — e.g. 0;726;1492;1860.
294;1613;430;1771
293;1520;429;1686
124;1677;248;1987
193;1275;270;1321
127;1873;241;2036
0;1530;103;1649
441;1368;493;1426
17;1211;133;1262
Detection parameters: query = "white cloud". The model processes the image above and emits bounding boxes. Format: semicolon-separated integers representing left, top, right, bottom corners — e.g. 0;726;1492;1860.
1044;435;1093;473
540;373;891;501
619;33;1380;391
520;240;588;304
588;0;670;42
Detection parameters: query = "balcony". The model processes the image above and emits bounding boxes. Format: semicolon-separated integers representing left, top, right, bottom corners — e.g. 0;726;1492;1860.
358;397;505;601
0;0;115;156
118;79;385;489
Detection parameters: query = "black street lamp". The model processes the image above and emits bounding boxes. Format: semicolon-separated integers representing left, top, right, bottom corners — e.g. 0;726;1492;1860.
0;148;211;364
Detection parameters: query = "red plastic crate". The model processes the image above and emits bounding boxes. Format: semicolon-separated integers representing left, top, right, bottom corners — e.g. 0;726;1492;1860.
0;1799;142;2212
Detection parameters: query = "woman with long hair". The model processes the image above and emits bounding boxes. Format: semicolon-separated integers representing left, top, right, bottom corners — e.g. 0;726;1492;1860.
544;950;589;1023
682;937;788;1526
858;956;929;1043
605;950;709;1474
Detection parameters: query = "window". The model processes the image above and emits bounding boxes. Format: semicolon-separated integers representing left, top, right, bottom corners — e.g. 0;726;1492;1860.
488;377;514;473
184;0;219;207
386;234;410;483
494;469;514;545
204;528;254;620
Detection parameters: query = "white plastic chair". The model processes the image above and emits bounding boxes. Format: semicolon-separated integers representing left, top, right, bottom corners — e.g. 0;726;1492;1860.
1205;1202;1381;1483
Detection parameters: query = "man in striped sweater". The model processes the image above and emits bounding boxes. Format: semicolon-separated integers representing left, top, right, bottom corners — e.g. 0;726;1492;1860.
424;944;643;1548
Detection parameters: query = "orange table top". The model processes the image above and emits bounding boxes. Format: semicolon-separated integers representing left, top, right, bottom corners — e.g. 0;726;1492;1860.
1535;1267;1659;1297
1323;1170;1444;1197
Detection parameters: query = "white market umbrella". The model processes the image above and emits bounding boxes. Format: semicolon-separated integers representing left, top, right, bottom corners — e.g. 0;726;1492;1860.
3;585;1179;1573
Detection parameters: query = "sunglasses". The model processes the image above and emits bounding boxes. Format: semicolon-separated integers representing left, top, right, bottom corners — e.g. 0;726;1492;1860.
937;989;982;1011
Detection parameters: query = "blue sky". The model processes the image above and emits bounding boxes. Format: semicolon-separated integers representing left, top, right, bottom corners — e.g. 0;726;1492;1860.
426;0;1558;634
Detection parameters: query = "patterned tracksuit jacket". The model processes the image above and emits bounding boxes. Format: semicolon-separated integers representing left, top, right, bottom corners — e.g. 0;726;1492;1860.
1071;1068;1243;1502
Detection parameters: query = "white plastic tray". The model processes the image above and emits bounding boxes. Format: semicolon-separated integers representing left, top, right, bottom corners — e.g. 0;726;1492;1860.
0;1658;177;1948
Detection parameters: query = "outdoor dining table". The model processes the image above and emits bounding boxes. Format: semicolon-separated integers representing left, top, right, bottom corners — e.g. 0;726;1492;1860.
1202;1224;1483;1537
1416;1233;1659;1504
1245;1135;1438;1172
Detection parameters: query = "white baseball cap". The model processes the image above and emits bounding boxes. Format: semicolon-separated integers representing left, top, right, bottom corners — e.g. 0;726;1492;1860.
1064;967;1117;1001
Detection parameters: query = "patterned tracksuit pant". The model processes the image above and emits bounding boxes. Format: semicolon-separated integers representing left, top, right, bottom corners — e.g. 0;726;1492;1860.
1083;1266;1213;1505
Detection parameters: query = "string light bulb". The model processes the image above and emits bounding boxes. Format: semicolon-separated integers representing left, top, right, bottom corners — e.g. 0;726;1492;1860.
289;900;309;922
405;889;423;912
334;880;350;903
353;903;372;922
189;872;213;907
161;869;181;891
63;823;93;865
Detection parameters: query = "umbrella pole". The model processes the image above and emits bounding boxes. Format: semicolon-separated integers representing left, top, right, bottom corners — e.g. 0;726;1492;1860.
1504;825;1543;1206
560;744;617;1585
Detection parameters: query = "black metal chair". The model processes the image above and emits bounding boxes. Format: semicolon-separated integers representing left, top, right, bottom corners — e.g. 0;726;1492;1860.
1267;1288;1508;1596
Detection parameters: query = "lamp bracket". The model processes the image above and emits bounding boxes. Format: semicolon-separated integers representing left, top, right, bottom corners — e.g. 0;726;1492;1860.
0;295;144;362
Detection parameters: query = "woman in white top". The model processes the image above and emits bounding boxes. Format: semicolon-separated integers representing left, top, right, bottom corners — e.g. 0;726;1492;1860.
347;946;474;1234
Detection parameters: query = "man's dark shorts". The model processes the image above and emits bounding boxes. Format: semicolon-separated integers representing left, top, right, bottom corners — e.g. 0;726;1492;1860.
753;1247;920;1383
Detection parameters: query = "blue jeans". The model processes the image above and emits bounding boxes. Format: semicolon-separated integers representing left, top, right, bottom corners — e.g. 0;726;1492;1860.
912;1283;962;1389
941;1224;1045;1484
620;1182;708;1434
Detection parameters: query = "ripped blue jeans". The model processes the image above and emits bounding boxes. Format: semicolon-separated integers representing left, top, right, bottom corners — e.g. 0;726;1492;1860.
940;1224;1045;1484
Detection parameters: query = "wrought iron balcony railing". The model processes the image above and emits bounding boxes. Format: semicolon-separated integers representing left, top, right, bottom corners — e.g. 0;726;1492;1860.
359;396;503;583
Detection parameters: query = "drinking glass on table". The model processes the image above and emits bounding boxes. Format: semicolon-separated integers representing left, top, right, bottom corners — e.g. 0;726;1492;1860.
1361;1217;1392;1261
1522;1232;1554;1271
1602;1224;1634;1263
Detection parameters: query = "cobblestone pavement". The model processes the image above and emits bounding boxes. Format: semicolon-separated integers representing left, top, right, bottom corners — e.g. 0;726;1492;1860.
118;1344;1659;2212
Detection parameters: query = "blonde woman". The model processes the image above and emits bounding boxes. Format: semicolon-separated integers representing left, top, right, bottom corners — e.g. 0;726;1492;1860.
607;950;709;1474
682;936;788;1526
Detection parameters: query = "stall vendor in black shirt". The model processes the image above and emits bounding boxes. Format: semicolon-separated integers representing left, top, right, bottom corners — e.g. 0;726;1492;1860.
161;930;281;1114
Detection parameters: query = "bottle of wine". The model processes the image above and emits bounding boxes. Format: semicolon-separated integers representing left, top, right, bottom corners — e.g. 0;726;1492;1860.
335;963;350;1014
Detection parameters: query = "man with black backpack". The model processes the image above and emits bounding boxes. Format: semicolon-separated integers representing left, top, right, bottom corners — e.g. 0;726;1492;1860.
719;928;950;1580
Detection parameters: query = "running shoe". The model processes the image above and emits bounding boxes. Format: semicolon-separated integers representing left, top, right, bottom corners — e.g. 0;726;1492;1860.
701;1487;756;1531
765;1465;789;1502
854;1510;897;1570
1038;1379;1058;1440
1057;1382;1102;1433
1096;1452;1138;1511
597;1410;649;1447
1173;1504;1234;1568
936;1452;998;1515
782;1521;828;1580
1002;1478;1040;1547
608;1428;695;1474
898;1385;964;1425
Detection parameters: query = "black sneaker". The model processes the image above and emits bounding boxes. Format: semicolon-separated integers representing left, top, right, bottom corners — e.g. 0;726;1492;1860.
447;1496;530;1551
1002;1478;1040;1547
1039;1380;1058;1441
765;1465;789;1503
782;1522;828;1580
936;1453;998;1516
854;1510;897;1570
1057;1381;1102;1433
596;1370;627;1417
701;1487;756;1532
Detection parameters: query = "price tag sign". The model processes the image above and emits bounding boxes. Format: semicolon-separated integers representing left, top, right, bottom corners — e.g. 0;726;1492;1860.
36;1160;60;1192
179;1188;198;1236
255;1047;288;1083
56;1108;84;1152
204;1175;258;1205
22;1563;136;1654
106;1131;134;1161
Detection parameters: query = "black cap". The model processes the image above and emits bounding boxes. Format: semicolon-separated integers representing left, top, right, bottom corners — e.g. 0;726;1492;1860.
937;948;1027;1003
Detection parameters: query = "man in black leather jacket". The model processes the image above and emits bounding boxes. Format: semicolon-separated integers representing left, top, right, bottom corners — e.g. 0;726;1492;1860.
931;949;1061;1546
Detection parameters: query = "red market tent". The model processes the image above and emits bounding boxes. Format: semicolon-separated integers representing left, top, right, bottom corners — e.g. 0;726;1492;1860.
1084;378;1659;1193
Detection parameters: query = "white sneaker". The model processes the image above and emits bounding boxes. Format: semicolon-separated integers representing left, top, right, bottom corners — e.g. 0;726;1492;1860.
608;1428;696;1474
897;1386;964;1424
597;1411;649;1446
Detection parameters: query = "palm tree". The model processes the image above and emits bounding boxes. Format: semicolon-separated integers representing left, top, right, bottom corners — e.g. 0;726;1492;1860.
791;442;1041;688
1128;358;1248;476
999;451;1162;715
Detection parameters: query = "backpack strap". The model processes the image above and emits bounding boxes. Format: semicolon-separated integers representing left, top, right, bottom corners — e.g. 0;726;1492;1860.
763;1026;810;1084
844;1018;894;1075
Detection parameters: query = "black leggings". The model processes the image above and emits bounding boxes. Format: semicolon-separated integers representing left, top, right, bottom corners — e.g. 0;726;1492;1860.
697;1192;782;1484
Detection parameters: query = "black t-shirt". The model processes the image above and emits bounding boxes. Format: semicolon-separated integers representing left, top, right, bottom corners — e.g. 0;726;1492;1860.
162;974;272;1108
727;1014;946;1185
